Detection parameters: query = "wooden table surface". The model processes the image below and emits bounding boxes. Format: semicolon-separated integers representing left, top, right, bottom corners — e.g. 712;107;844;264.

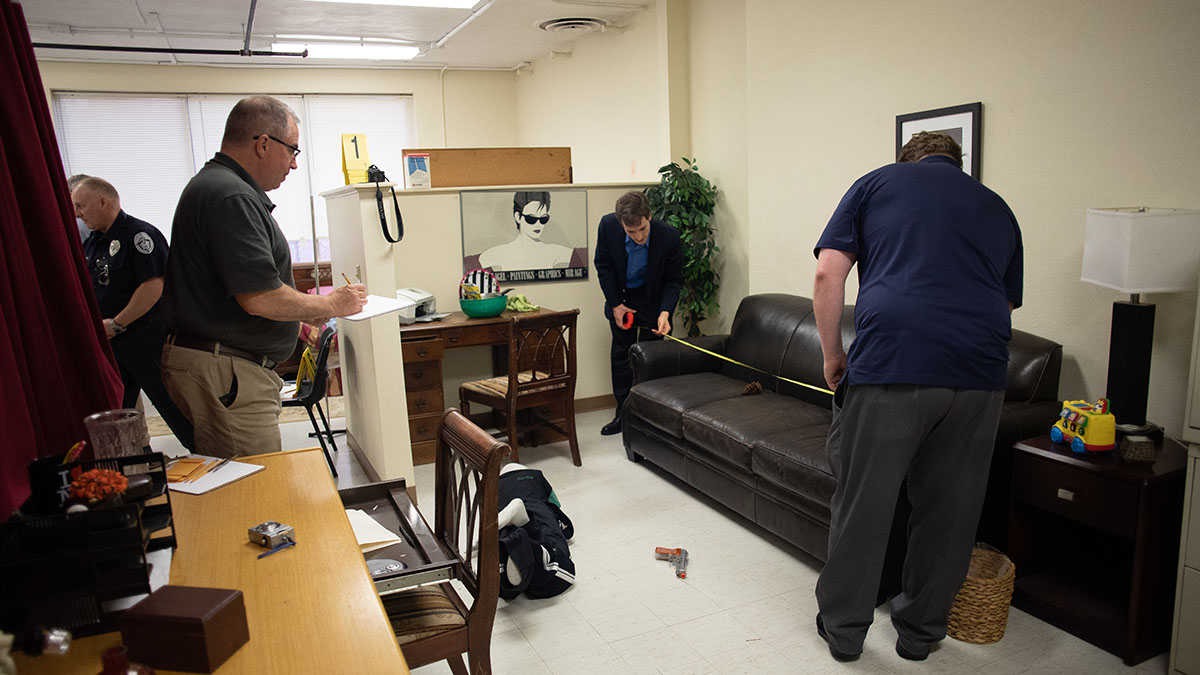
14;448;409;675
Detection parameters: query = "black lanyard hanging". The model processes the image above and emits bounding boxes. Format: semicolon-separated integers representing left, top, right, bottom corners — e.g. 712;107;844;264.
367;164;403;243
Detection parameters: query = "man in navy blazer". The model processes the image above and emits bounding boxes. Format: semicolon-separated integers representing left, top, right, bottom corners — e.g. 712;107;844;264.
594;191;684;435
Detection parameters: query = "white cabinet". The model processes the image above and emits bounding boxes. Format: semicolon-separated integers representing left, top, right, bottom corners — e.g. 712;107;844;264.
1174;268;1200;673
1173;445;1200;674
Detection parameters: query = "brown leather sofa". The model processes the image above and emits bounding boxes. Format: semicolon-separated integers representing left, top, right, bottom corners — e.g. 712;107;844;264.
623;293;1062;563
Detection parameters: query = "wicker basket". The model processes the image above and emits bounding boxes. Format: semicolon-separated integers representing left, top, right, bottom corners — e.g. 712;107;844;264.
946;544;1015;644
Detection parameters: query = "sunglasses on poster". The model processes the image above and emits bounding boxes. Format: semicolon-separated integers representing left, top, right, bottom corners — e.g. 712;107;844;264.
521;214;550;225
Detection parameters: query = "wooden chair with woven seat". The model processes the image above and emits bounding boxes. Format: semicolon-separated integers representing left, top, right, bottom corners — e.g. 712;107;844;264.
382;408;510;675
458;309;581;466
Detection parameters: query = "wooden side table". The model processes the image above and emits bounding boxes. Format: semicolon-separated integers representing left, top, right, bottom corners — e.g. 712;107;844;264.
1009;435;1187;666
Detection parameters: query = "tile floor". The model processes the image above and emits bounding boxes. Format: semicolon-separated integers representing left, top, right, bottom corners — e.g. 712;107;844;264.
149;407;1171;674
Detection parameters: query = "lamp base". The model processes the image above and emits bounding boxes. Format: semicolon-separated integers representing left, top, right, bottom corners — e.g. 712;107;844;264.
1115;421;1164;447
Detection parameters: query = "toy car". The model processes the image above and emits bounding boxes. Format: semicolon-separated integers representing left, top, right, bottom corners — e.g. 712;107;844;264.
1050;398;1116;454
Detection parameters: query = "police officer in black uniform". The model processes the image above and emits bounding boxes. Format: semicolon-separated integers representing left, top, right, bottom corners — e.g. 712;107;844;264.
74;177;194;450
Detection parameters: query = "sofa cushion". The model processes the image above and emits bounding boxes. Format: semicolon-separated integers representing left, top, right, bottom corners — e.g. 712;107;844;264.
626;373;749;438
682;392;830;471
752;423;837;509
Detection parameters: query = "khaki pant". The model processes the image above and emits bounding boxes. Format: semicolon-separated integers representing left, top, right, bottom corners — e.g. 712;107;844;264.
161;343;283;458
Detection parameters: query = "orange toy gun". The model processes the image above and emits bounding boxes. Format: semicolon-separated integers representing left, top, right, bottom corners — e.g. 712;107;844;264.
654;546;688;579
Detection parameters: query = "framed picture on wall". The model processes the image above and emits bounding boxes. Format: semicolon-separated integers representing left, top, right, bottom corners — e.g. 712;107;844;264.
895;102;982;180
461;189;589;283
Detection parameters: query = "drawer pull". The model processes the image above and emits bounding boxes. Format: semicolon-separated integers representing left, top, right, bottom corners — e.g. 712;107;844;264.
416;399;427;409
1057;488;1075;502
449;335;461;344
412;371;423;380
416;347;429;358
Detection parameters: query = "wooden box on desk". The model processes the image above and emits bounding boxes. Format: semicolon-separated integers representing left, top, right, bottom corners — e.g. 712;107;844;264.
120;585;249;673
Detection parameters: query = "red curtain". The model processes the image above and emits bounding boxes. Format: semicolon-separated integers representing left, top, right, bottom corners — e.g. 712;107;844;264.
1;0;122;516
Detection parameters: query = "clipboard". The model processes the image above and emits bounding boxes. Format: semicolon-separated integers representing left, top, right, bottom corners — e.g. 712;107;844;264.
341;294;415;322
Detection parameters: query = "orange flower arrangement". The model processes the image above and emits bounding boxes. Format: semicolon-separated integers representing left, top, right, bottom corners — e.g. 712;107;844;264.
69;468;129;503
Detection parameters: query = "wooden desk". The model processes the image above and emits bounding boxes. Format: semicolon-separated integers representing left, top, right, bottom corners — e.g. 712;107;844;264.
400;309;555;465
15;449;408;675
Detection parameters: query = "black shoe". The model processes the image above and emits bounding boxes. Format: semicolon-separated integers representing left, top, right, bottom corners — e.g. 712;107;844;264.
896;640;929;661
816;615;861;662
600;415;622;436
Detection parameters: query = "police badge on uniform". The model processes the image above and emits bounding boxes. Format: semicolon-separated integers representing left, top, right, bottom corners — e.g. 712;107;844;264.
134;232;154;254
109;240;121;256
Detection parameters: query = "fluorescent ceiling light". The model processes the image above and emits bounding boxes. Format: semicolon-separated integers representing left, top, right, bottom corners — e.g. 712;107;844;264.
295;0;477;7
272;42;420;60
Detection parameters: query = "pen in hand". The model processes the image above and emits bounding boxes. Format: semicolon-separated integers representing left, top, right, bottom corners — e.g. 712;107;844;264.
342;272;353;285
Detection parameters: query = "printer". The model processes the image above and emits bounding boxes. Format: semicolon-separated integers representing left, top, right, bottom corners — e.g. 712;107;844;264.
395;288;445;324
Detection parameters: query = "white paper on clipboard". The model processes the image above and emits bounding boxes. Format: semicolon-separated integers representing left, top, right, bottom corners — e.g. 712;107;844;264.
341;294;414;322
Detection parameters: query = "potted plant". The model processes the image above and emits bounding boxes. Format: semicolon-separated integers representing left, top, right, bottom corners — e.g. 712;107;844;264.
646;157;720;337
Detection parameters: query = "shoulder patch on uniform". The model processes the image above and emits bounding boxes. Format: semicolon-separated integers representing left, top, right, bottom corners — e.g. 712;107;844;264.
134;231;154;254
109;240;121;256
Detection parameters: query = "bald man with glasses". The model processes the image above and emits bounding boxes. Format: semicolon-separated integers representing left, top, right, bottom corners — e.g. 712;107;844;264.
161;95;366;458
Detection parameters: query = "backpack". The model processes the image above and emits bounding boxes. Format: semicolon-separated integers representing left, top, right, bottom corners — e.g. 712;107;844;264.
497;467;575;600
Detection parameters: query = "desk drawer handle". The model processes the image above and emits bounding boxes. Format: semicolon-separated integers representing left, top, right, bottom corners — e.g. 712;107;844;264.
416;399;427;409
448;335;461;344
416;347;429;358
1057;488;1075;502
412;371;424;380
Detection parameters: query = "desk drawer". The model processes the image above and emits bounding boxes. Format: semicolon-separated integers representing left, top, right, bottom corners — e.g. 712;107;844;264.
407;389;443;417
1013;452;1138;538
411;440;437;466
402;338;443;363
409;412;441;444
441;323;510;348
404;359;442;392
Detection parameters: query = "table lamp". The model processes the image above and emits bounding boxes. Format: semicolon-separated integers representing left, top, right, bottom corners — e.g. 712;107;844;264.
1081;207;1200;433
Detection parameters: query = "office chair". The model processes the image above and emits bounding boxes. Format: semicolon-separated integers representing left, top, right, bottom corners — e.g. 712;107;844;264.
281;325;338;477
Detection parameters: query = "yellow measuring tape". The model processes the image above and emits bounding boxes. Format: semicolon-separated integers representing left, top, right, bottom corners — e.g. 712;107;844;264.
661;334;834;396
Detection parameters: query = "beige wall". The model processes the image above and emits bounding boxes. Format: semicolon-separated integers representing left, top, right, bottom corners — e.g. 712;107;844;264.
739;0;1200;437
37;61;517;148
686;0;749;334
514;5;666;183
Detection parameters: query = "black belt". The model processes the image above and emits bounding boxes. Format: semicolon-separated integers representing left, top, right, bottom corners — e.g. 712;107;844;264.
168;334;277;369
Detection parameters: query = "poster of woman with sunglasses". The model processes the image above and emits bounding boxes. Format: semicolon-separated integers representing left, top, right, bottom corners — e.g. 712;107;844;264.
461;189;589;282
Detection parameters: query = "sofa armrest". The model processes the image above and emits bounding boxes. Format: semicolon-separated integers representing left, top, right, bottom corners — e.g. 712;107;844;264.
630;334;730;385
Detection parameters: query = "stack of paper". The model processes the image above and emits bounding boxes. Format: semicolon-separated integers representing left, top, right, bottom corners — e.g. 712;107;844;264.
166;457;221;483
167;455;265;495
346;509;403;553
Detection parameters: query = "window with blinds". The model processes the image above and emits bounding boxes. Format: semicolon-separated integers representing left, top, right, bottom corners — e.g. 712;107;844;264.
52;92;417;264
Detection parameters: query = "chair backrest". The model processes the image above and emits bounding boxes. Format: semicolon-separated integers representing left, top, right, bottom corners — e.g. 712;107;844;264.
297;325;335;404
505;310;579;398
434;409;510;644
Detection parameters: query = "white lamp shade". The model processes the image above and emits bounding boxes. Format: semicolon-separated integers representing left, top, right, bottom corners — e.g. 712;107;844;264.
1081;207;1200;294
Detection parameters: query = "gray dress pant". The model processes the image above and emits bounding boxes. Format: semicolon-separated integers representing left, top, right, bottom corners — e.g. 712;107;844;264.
815;384;1004;655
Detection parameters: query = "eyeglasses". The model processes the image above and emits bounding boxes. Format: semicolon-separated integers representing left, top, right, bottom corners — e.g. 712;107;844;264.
520;214;550;225
258;134;301;159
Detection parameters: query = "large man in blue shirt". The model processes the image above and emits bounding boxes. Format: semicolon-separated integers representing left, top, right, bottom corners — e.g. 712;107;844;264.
594;191;683;436
812;132;1023;663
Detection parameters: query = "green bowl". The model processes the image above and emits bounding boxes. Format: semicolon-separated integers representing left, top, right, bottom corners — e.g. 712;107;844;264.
460;295;507;318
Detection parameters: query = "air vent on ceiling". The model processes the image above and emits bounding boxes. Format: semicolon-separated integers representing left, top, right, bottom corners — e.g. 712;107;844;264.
537;17;608;34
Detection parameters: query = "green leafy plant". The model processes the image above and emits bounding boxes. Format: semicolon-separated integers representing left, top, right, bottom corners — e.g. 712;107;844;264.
646;157;720;337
